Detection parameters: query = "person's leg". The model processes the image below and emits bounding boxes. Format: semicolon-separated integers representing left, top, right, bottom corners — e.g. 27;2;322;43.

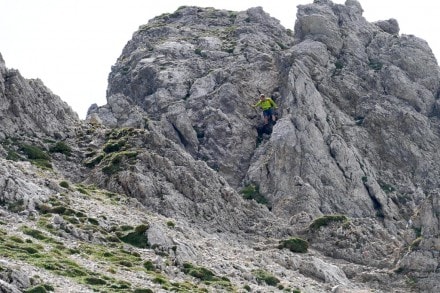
263;110;270;124
266;108;273;124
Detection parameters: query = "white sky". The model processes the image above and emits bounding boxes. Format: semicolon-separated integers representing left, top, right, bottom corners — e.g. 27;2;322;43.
1;0;439;118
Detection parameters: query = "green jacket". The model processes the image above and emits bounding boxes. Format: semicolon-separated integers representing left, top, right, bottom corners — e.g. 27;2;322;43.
254;97;277;110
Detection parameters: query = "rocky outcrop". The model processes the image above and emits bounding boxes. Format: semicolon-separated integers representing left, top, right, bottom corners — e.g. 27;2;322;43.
0;53;79;139
88;6;295;187
1;0;440;292
86;0;440;291
80;125;283;236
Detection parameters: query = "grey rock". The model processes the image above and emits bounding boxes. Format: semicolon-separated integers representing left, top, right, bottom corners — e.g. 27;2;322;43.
1;0;440;292
0;265;31;293
0;60;79;139
299;256;349;284
374;18;399;35
0;161;51;211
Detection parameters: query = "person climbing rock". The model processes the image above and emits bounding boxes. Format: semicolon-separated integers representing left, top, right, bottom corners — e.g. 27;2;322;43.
253;94;278;124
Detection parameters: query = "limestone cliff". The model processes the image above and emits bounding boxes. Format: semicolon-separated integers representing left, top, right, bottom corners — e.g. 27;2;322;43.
0;53;79;139
1;0;439;292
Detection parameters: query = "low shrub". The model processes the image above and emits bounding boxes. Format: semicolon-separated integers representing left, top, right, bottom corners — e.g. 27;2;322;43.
49;141;72;156
134;289;153;293
19;143;49;160
119;225;149;248
24;285;48;293
103;140;125;153
182;262;215;281
278;237;308;253
253;269;279;286
240;184;268;206
84;153;105;168
84;277;107;285
143;260;155;271
59;181;69;188
309;215;348;231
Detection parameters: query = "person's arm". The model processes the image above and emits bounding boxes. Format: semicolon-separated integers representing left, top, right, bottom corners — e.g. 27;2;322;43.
269;98;278;109
253;100;261;108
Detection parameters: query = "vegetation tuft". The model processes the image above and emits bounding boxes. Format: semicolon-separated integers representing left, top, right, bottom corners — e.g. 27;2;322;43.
119;224;149;248
59;181;70;188
253;269;280;286
24;285;50;293
103;139;126;154
84;277;107;285
240;184;269;206
84;153;105;168
19;143;52;169
309;215;348;231
143;260;156;271
19;143;50;160
102;151;138;175
182;262;215;281
182;262;232;289
278;237;309;253
49;141;72;156
134;289;154;293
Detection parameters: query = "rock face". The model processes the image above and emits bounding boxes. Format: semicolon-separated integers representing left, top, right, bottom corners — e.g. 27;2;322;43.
89;6;295;187
0;53;79;139
1;0;440;292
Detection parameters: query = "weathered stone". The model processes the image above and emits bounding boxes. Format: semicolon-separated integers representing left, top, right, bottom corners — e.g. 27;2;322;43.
1;0;440;292
0;60;78;139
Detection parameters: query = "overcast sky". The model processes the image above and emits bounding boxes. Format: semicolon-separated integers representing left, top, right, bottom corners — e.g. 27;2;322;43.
1;0;439;118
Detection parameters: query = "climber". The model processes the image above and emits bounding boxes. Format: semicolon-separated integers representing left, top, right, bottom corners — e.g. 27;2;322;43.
252;94;278;125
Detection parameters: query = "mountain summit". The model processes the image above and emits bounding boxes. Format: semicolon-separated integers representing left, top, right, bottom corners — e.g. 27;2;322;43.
1;1;439;292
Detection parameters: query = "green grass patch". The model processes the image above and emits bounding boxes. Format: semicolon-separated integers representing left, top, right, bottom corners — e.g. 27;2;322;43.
143;260;156;271
6;150;21;161
101;151;138;175
37;203;68;215
103;139;126;154
182;262;215;281
87;217;99;225
76;187;89;195
253;269;279;286
19;143;52;169
22;227;50;241
134;289;154;293
84;153;105;168
19;143;50;160
49;141;72;156
23;285;54;293
119;225;149;248
240;184;268;206
6;199;25;213
59;181;70;188
84;277;107;285
309;215;348;231
378;181;395;194
2;237;137;291
182;262;232;289
278;237;308;253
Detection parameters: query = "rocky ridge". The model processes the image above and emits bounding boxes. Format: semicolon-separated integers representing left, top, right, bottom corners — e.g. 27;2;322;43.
1;0;440;292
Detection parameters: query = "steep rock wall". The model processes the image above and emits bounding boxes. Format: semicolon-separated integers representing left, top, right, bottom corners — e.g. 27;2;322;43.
86;0;440;290
0;53;79;139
